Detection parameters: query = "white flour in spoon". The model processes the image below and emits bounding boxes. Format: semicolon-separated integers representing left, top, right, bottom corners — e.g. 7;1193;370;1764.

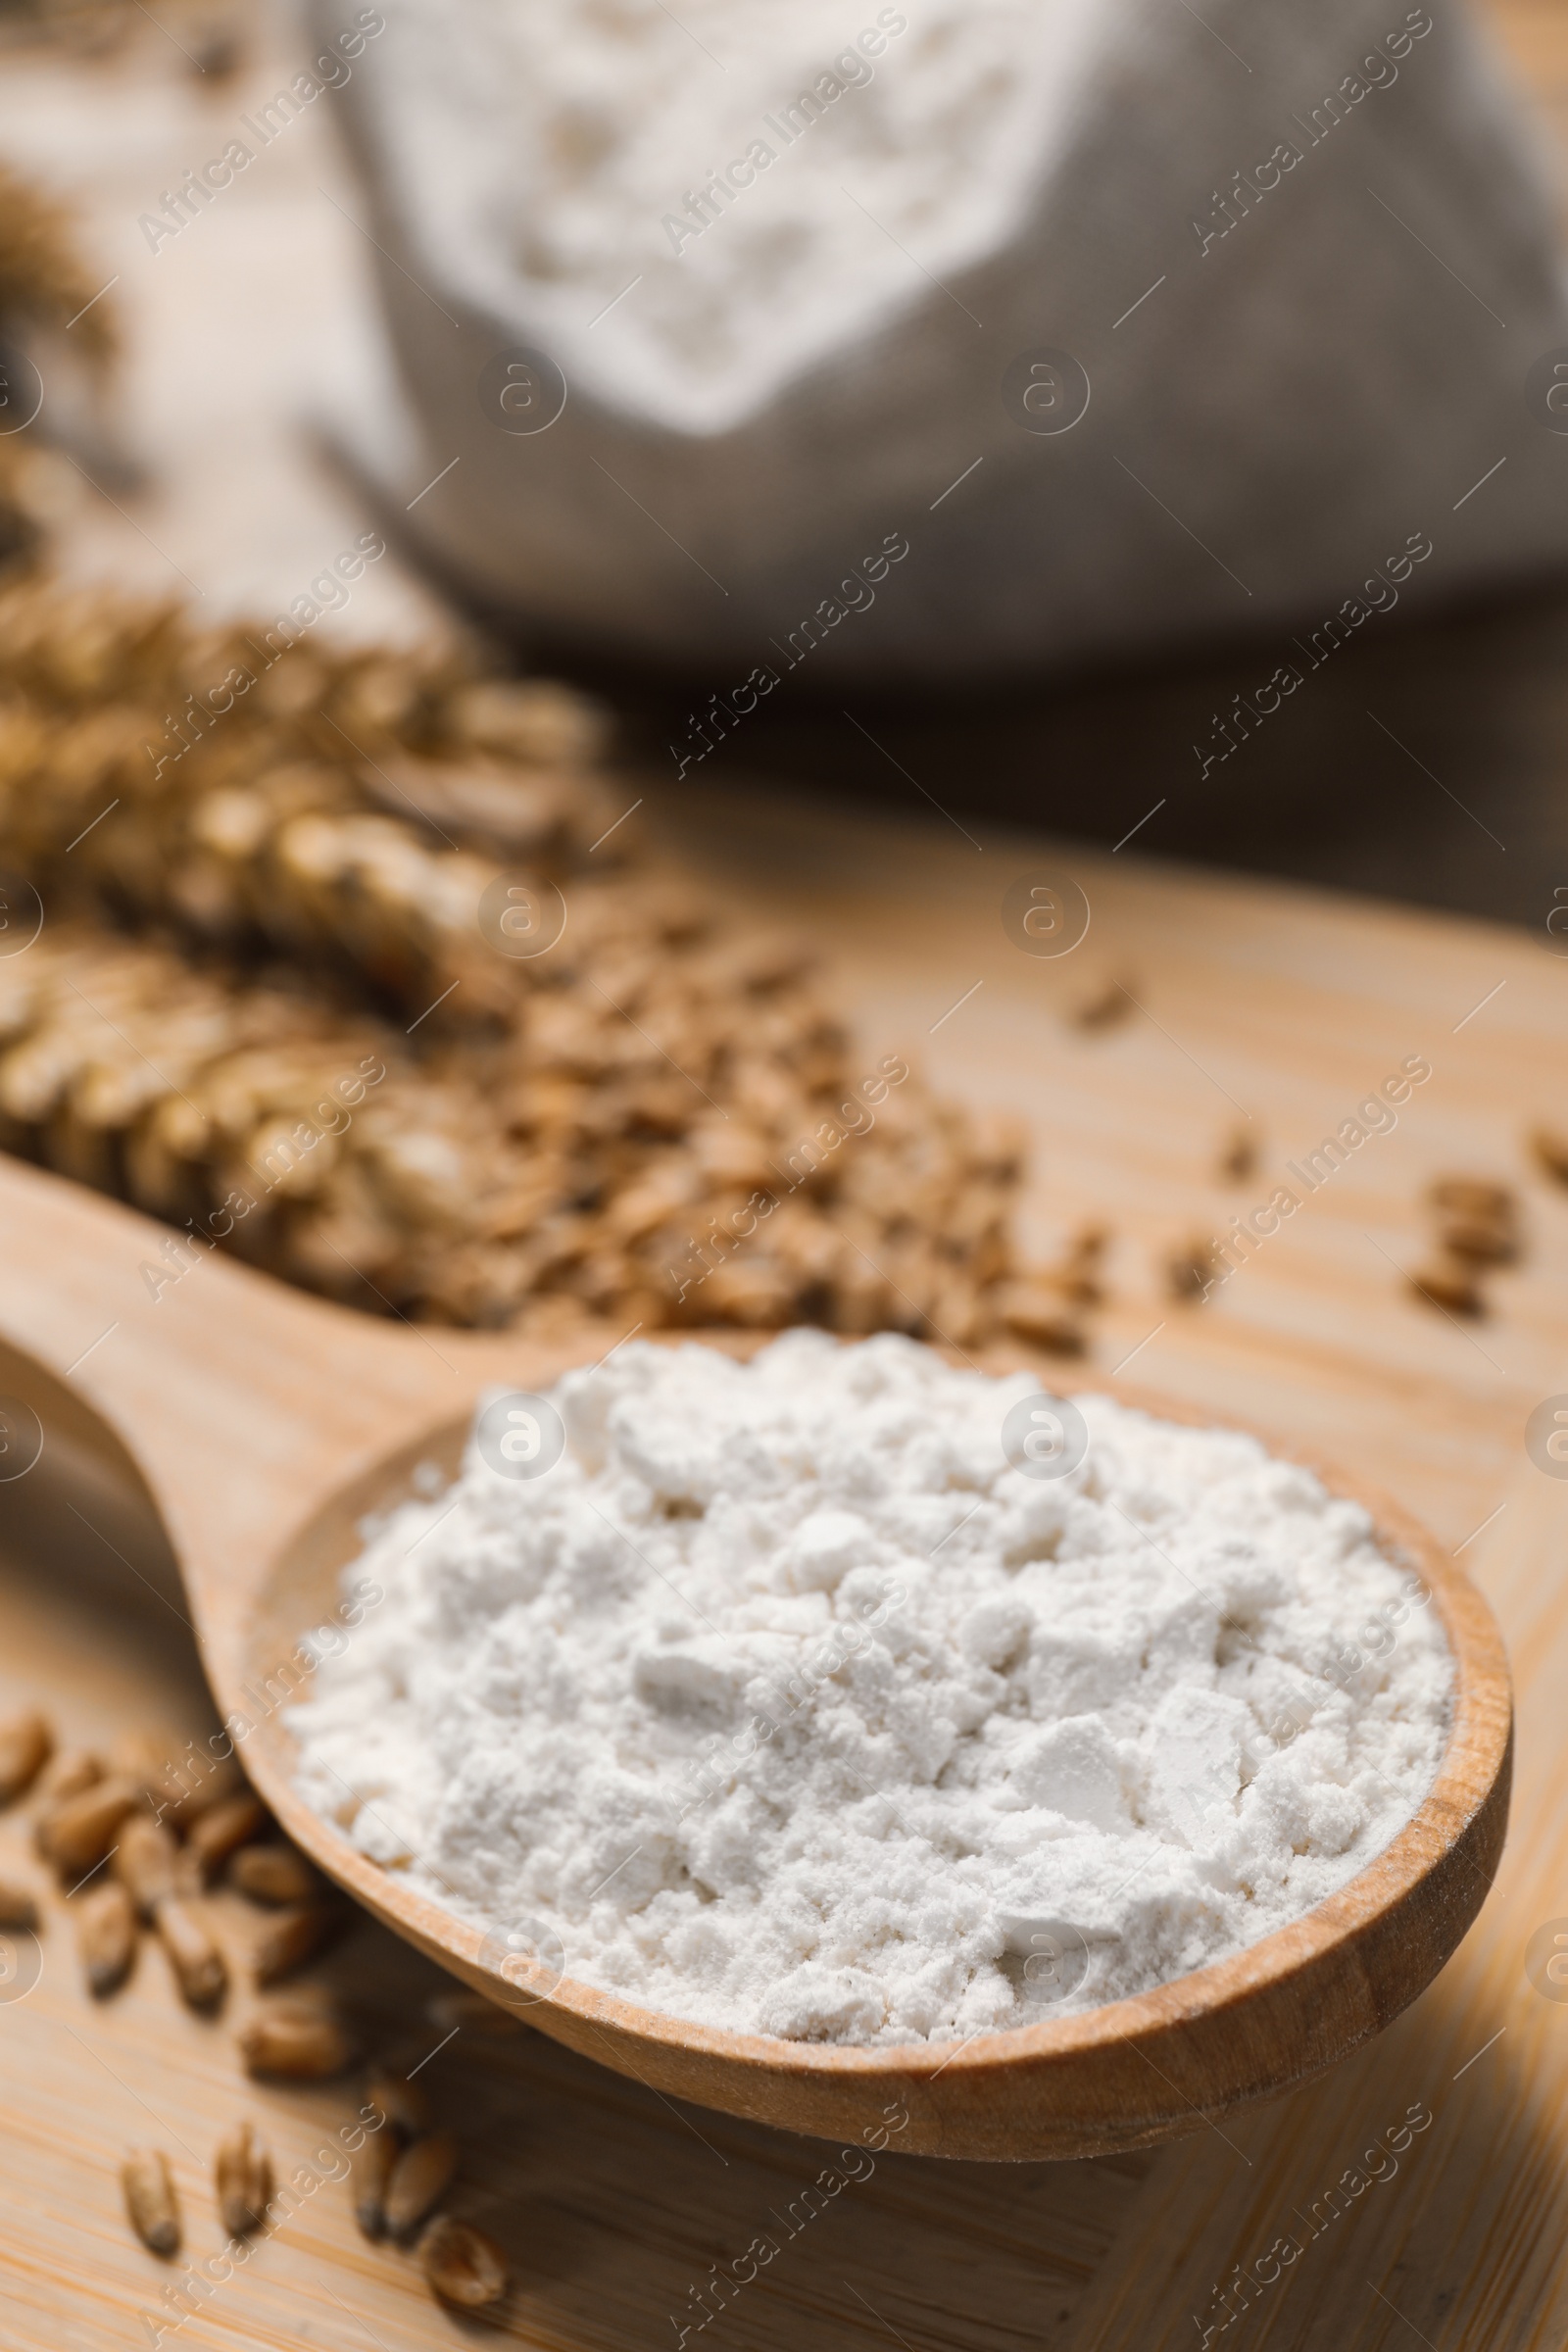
287;1333;1453;2043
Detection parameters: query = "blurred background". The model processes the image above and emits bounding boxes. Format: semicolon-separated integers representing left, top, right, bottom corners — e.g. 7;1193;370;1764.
0;0;1565;925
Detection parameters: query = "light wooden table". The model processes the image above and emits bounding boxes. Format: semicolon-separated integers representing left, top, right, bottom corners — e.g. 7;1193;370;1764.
2;2;1568;2345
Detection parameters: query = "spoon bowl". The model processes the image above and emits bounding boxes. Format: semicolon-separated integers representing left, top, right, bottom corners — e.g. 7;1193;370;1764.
0;1153;1511;2160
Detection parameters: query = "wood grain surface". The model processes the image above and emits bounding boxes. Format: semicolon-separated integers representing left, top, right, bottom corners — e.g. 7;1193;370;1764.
0;0;1565;2339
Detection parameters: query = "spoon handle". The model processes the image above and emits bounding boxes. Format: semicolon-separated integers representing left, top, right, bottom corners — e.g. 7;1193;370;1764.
0;1152;467;1633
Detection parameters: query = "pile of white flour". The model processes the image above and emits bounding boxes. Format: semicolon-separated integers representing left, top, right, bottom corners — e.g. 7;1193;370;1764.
360;0;1102;429
288;1334;1453;2044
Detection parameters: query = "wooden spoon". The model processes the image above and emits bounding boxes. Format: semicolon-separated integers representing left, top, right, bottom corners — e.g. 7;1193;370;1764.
0;1153;1510;2161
